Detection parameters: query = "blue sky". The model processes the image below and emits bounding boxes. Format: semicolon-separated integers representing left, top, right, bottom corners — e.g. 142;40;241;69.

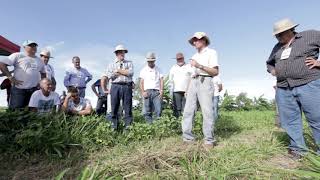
1;0;320;106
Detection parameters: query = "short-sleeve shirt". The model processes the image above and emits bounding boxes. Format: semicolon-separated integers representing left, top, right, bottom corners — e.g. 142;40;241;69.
169;63;193;92
139;65;163;90
67;97;91;112
28;90;60;113
191;47;219;76
93;79;105;96
0;52;45;89
44;64;55;80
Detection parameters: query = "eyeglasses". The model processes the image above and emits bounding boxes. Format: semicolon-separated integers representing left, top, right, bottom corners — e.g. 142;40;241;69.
27;44;38;47
176;58;184;60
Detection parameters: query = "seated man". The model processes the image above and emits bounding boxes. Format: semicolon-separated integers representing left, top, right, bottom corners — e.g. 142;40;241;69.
28;78;60;113
62;86;93;115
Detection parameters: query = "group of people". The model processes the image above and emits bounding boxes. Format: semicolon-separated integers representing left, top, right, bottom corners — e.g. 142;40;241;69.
1;17;320;153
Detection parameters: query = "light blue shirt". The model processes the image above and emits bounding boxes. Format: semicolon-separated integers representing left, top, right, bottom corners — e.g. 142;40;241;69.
64;67;92;88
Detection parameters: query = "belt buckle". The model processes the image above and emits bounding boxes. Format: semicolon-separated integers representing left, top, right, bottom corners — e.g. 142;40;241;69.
200;76;205;83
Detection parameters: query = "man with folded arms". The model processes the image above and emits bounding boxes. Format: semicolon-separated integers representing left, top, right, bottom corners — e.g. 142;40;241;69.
101;45;134;130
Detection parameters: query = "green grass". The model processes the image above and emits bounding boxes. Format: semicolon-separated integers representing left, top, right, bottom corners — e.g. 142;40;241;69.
0;110;318;179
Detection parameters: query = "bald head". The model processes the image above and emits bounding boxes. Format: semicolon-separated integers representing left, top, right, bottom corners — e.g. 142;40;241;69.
40;78;53;94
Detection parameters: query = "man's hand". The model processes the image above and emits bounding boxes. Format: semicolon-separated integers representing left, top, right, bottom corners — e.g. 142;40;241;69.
305;57;320;69
159;90;163;99
8;76;23;86
66;93;72;100
142;91;148;98
103;89;109;96
190;59;200;68
270;69;276;76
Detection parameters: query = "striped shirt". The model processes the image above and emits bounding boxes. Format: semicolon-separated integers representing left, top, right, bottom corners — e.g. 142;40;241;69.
104;59;133;83
266;30;320;88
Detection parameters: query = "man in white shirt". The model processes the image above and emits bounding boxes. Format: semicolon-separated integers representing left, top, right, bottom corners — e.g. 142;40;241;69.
62;86;93;115
139;52;164;123
0;40;46;110
29;78;60;113
40;49;56;91
64;56;92;98
212;76;223;121
169;52;192;118
182;32;219;148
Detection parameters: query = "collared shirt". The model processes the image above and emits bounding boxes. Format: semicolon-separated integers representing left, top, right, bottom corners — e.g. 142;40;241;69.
139;65;163;90
64;67;92;88
44;64;55;80
191;47;219;76
266;30;320;88
0;52;45;89
104;59;134;83
212;76;222;96
169;63;193;92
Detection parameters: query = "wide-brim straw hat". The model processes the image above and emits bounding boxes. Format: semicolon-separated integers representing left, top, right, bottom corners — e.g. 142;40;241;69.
188;32;210;46
273;18;299;36
114;44;128;53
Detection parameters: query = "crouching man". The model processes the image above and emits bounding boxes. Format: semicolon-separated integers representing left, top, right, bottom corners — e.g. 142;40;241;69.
28;78;60;113
62;86;93;115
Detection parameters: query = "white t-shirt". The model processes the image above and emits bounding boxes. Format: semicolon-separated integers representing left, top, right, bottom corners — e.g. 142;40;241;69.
169;63;193;92
44;64;55;80
212;76;222;96
67;97;91;112
28;90;60;113
0;52;45;89
139;65;163;90
191;47;219;76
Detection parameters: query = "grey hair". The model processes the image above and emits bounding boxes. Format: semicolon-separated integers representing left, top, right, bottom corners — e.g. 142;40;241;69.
40;78;52;88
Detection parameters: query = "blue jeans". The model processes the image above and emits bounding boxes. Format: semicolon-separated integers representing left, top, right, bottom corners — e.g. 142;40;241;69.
9;86;38;110
276;78;320;153
213;96;220;122
143;89;162;123
110;83;133;129
173;92;186;118
96;96;108;115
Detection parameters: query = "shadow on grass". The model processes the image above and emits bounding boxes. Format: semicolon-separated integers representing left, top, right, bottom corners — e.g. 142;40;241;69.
215;114;242;139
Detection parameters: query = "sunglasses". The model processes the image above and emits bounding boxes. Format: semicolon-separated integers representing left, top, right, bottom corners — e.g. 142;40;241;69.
40;55;50;59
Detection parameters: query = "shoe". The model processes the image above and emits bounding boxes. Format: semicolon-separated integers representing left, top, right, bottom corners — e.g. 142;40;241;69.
183;138;195;144
288;149;303;160
202;143;214;150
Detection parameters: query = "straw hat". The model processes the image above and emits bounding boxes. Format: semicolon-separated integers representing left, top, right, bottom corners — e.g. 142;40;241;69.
40;49;53;58
188;32;210;46
273;18;299;36
146;52;156;62
114;44;128;53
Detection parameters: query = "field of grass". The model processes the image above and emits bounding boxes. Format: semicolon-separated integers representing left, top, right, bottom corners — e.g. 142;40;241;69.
0;110;319;179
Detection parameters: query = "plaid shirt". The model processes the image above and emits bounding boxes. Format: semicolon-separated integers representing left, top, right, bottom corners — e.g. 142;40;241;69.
104;59;134;83
267;30;320;88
